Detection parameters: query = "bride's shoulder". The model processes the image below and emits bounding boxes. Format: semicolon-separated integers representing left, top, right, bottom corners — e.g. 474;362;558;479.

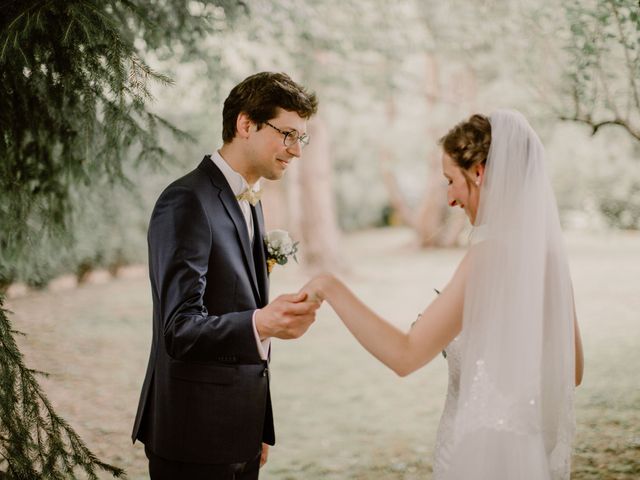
447;249;475;290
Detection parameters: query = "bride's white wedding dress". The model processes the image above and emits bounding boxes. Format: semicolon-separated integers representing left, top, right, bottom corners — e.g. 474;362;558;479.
433;227;483;477
429;111;575;479
432;331;573;480
432;336;461;479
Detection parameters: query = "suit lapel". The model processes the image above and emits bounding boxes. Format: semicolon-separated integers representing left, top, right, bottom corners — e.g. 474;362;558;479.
199;157;262;304
251;203;269;306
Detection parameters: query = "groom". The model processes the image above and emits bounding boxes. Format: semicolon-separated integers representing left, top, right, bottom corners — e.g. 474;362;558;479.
132;72;319;479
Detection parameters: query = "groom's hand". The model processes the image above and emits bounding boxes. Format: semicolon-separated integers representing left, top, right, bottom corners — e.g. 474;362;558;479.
260;443;269;467
255;292;319;340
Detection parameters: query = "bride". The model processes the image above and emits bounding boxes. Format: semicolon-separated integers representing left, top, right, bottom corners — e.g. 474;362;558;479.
301;110;584;479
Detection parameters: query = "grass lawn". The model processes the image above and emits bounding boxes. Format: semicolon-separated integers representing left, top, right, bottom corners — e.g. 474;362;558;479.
6;227;640;479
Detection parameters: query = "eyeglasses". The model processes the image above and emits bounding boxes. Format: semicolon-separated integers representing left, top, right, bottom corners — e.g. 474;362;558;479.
264;121;310;148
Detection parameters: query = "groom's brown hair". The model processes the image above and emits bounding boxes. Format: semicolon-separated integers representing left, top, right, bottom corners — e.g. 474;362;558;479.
222;72;318;143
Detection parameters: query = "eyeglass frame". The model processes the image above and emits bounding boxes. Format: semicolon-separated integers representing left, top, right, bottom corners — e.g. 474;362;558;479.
264;121;310;148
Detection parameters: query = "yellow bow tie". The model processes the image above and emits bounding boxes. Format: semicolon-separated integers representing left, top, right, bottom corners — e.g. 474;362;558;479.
236;188;262;206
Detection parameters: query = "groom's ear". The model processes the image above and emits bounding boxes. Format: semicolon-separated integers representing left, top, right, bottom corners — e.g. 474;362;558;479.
236;112;253;140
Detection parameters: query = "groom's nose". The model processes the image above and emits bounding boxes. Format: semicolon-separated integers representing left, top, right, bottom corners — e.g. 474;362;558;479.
286;140;302;158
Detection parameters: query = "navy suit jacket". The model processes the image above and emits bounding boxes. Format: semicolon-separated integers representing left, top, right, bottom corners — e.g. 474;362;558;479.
131;156;274;464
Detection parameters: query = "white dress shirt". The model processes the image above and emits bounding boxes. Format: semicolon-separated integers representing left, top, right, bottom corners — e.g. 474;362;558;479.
210;151;270;360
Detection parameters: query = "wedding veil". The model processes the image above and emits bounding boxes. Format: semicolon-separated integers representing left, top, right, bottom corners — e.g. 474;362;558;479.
445;110;575;479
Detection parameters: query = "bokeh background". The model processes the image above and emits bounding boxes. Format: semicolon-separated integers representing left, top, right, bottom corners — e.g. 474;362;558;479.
1;0;639;478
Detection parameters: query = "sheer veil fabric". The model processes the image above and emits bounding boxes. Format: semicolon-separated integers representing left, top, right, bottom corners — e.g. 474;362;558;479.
444;110;575;479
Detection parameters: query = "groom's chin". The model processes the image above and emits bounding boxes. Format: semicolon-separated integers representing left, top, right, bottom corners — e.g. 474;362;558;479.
265;170;286;181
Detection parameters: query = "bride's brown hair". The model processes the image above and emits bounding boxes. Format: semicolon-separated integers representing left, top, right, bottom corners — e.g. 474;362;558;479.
439;114;491;186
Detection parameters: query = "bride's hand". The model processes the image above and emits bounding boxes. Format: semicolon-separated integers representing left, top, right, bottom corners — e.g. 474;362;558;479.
298;273;335;305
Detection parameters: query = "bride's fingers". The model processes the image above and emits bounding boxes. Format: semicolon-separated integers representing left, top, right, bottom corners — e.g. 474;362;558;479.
307;291;322;304
297;285;323;305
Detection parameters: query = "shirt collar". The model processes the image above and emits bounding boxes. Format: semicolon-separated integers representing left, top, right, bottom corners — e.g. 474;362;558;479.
210;150;261;197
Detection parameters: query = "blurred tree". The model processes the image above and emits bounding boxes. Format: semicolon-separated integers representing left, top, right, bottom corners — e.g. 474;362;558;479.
547;0;640;230
236;0;431;261
0;0;244;477
561;0;640;142
381;52;474;247
381;0;509;247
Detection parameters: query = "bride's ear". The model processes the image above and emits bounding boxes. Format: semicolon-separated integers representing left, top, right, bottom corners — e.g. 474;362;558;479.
474;163;485;186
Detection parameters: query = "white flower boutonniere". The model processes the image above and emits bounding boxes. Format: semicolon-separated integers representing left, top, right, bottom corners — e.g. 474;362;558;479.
264;229;299;273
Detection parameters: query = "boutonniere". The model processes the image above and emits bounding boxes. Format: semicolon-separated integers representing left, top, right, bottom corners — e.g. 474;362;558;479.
264;230;299;274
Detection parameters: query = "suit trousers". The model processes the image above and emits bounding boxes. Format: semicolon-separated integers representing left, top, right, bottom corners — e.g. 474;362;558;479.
145;445;261;480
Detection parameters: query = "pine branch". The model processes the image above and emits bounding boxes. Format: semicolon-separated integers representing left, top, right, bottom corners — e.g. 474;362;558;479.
0;296;125;478
0;1;246;473
0;0;195;259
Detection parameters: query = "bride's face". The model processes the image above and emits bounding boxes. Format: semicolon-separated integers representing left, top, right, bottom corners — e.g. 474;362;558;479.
442;152;482;225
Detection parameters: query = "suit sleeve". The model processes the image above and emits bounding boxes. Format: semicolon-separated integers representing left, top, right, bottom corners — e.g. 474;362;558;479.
149;185;260;363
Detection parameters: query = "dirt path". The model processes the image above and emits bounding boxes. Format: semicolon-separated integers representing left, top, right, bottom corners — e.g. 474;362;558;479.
6;228;640;479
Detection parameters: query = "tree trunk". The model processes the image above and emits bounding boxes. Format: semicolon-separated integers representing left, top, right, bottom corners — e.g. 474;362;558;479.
262;115;342;271
297;115;342;271
380;54;477;248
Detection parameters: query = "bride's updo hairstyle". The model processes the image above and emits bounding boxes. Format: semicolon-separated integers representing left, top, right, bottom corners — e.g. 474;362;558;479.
439;114;491;187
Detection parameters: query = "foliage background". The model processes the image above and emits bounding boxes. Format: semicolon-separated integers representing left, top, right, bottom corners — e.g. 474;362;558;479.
4;0;639;286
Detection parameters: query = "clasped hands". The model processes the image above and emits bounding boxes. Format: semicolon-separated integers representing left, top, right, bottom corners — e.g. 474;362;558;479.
254;274;333;340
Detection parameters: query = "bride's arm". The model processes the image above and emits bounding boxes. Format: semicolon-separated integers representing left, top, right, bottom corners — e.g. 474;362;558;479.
573;305;584;387
306;253;470;377
570;283;584;386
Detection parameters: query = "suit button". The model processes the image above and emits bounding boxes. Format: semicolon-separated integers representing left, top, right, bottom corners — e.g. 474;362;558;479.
262;368;268;377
